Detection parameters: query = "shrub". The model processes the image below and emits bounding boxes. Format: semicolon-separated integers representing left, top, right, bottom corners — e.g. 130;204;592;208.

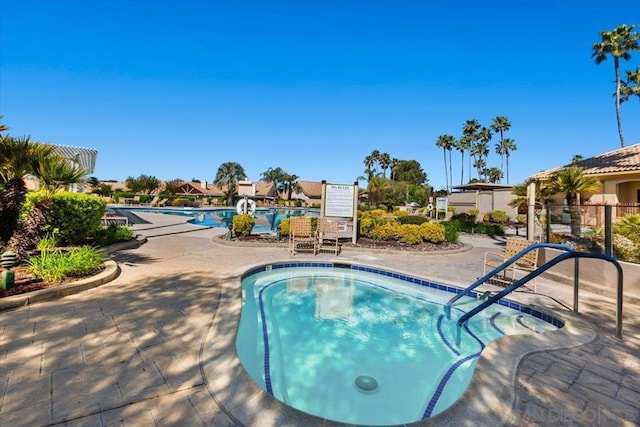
613;234;639;263
489;210;508;223
397;215;429;225
447;206;456;213
614;214;640;242
93;224;135;246
171;197;192;207
468;208;480;217
441;222;459;243
420;222;446;243
398;224;423;245
278;218;291;236
370;209;388;218
451;213;476;223
28;245;104;283
26;192;105;246
516;214;527;224
394;210;409;217
369;222;402;241
232;214;255;237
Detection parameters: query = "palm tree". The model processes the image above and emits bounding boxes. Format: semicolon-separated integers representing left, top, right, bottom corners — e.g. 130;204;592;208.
571;154;584;164
363;155;375;180
454;136;470;186
35;154;88;197
0;135;55;245
592;23;640;148
462;119;480;182
435;134;455;192
491;116;512;180
620;68;640;105
260;167;285;201
548;166;601;236
366;175;388;208
281;173;301;201
508;180;554;213
501;138;517;183
378;152;391;178
476;127;492;181
486;167;503;184
214;162;246;206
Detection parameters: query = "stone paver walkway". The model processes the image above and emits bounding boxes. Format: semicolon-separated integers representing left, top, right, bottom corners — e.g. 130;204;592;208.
0;212;637;426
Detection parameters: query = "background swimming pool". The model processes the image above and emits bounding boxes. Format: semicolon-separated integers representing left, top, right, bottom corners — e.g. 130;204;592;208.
115;207;319;232
237;265;560;426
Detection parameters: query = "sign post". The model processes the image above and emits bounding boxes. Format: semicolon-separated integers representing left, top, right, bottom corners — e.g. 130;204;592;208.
321;181;358;244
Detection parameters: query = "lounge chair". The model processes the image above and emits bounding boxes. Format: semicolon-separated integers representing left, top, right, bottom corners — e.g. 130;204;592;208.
314;218;341;255
141;195;160;207
288;217;315;255
483;237;539;290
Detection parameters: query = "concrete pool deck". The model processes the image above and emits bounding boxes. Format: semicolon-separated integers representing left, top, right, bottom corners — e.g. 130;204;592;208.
0;212;638;426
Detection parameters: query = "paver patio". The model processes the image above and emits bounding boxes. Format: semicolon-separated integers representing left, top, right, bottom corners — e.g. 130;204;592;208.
0;212;637;426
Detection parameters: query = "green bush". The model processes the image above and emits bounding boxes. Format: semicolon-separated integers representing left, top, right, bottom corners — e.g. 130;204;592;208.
26;192;105;246
394;210;409;217
370;209;388;218
232;214;256;237
171;197;193;207
397;215;430;225
28;245;104;283
614;214;640;242
441;222;459;243
93;224;135;246
489;210;508;223
468;208;480;217
516;214;527;224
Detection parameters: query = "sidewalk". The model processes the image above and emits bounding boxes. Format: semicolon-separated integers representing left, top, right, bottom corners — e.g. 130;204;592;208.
0;212;637;426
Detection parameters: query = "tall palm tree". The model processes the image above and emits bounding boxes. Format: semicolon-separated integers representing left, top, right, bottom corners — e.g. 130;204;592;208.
548;166;601;236
366;175;388;208
592;23;640;148
462;119;481;182
389;157;399;181
620;68;640;105
491;116;512;180
476;127;492;181
378;152;391;178
501;138;517;183
435;134;455;192
214;162;246;206
363;155;375;180
454;136;470;185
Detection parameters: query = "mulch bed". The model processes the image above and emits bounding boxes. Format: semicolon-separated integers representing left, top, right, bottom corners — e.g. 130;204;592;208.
0;266;100;298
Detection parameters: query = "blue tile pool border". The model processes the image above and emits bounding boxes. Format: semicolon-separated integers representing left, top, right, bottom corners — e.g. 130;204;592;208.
243;261;565;329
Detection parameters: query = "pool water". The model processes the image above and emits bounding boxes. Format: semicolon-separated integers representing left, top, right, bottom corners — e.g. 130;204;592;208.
115;207;318;232
237;264;561;426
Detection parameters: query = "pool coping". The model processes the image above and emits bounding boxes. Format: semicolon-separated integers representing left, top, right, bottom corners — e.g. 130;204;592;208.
200;259;597;426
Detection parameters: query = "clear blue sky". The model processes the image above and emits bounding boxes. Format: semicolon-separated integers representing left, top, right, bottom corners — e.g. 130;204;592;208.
1;0;639;190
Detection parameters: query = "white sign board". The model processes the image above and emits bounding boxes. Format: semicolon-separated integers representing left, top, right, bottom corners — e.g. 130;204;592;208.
436;197;448;212
324;184;355;218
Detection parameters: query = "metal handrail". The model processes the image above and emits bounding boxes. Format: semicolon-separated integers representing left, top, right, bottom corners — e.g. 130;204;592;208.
446;244;624;345
445;242;574;310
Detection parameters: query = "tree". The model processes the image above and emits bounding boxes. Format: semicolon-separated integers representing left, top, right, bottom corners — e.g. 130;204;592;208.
620;68;640;105
0;135;55;245
485;167;503;184
378;152;391;178
461;119;480;183
260;167;285;200
547;166;601;236
163;178;183;196
571;154;584;164
491;116;512;181
453;135;470;186
509;180;554;214
214;162;246;206
435;134;455;192
366;175;388;208
86;176;100;189
501;138;517;184
592;23;640;148
35;154;88;196
391;160;427;185
124;174;160;195
280;173;301;201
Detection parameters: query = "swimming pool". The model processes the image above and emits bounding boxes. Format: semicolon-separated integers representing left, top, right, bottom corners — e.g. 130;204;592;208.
236;262;563;425
113;207;319;232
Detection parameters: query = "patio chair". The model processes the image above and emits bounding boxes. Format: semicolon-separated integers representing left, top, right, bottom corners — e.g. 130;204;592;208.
140;195;159;207
483;237;539;290
314;218;341;255
289;217;315;255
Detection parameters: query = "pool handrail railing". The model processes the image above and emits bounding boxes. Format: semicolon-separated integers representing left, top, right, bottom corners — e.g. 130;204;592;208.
444;243;624;345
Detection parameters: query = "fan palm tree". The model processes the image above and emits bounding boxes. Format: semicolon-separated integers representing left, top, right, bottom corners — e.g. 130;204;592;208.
454;136;470;186
462;119;481;182
501;138;517;184
548;166;601;236
260;167;285;201
491;116;512;181
509;180;554;213
435;134;455;192
378;152;391;178
592;23;640;148
620;68;640;105
281;173;301;201
214;162;246;206
366;175;388;208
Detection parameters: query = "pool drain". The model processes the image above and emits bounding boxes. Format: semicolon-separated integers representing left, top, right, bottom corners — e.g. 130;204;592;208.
354;375;379;393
